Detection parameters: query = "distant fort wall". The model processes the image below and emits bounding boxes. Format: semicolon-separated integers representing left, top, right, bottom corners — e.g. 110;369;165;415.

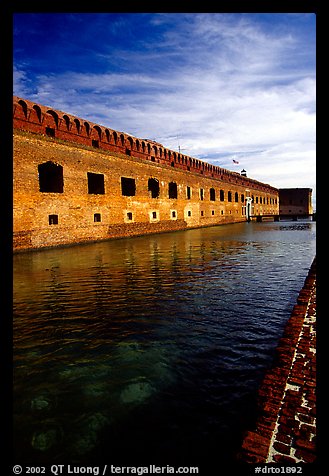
13;96;280;251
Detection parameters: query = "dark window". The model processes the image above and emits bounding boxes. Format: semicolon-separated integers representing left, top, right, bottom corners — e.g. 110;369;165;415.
228;191;232;202
87;172;105;194
127;212;133;220
241;194;245;203
49;214;58;225
210;188;216;201
38;162;63;193
148;178;160;198
172;210;176;218
151;156;155;162
187;210;192;217
201;210;204;216
235;192;239;202
152;211;157;219
212;210;215;215
169;182;178;199
121;177;136;196
200;188;204;201
94;213;101;222
92;140;99;148
126;148;131;156
186;186;191;200
45;127;55;138
220;189;225;201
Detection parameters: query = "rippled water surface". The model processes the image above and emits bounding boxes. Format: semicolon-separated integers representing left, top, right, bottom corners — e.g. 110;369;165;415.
13;221;316;467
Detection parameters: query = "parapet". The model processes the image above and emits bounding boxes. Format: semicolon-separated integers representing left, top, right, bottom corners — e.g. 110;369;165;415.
13;95;278;194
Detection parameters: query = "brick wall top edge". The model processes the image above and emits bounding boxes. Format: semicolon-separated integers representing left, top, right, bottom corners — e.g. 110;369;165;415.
13;95;278;193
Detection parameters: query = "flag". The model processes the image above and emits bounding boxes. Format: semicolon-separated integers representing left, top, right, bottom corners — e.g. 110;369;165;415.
232;159;239;164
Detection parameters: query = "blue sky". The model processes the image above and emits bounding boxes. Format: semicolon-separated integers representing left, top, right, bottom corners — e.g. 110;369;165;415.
13;13;316;205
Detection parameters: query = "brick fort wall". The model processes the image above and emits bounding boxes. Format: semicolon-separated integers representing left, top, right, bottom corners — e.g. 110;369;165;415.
13;96;280;251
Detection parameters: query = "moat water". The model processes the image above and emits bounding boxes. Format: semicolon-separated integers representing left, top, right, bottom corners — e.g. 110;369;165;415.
13;221;316;469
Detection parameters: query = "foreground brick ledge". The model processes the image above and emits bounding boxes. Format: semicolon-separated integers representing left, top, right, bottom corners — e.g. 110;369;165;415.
238;257;316;463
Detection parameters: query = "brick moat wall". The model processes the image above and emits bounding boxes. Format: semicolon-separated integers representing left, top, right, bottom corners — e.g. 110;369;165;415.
13;96;279;251
239;257;316;463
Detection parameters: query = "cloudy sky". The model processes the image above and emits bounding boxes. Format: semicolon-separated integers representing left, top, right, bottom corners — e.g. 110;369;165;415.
13;13;316;206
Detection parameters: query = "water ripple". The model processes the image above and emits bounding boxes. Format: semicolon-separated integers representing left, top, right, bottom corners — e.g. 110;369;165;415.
13;221;316;465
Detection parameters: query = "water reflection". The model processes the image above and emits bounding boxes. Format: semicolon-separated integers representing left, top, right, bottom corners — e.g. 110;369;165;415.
13;221;316;465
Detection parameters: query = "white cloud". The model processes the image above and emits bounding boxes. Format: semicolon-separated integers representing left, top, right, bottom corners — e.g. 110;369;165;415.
13;13;316;204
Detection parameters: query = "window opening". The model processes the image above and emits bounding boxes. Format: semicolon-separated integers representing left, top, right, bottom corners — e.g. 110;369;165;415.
49;214;58;225
228;191;232;202
168;182;178;199
220;190;225;201
200;188;204;201
121;177;136;196
94;213;101;222
210;188;216;201
127;212;133;221
45;127;55;138
148;178;160;198
38;162;63;193
186;186;191;200
92;140;99;148
87;172;105;194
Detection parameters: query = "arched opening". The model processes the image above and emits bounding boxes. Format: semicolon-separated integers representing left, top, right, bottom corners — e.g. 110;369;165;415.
74;118;81;133
33;104;42;122
18;100;28;118
84;121;90;136
46;110;59;128
63;115;70;130
93;125;102;141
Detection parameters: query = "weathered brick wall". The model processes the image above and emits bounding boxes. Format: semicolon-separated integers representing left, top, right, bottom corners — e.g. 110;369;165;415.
13;96;280;251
